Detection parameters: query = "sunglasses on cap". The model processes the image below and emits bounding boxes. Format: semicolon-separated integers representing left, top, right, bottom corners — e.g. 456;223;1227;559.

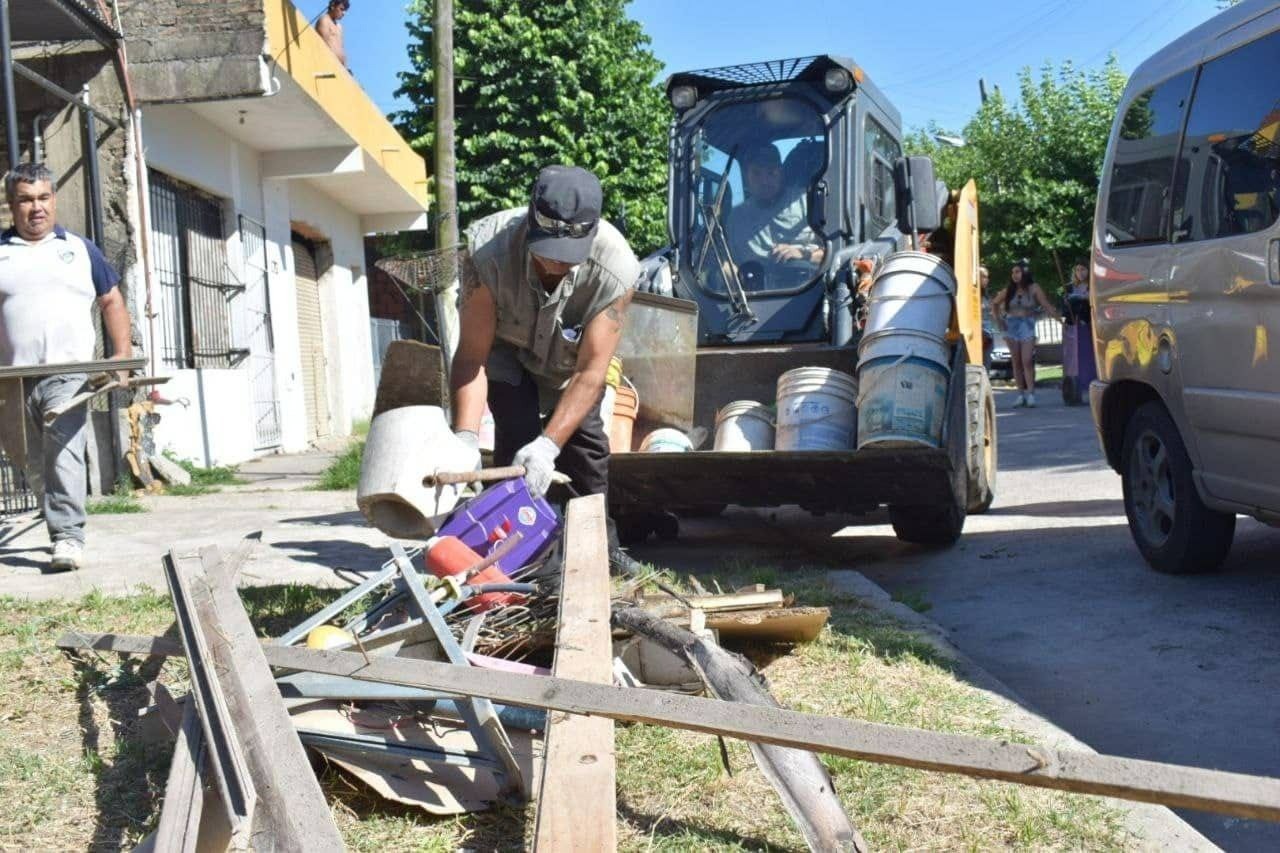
532;206;595;238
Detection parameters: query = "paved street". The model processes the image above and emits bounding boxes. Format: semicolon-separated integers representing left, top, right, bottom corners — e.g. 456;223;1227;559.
638;386;1280;851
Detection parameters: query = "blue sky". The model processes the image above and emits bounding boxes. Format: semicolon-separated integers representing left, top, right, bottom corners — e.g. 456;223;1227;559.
296;0;1224;132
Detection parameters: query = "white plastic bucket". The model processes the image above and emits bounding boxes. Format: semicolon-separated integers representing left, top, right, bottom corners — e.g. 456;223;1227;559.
713;401;775;452
639;428;693;453
865;251;957;340
775;367;859;451
858;329;951;370
856;355;948;449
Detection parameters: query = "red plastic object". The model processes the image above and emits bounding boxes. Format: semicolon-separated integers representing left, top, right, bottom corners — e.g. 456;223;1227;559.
423;535;523;612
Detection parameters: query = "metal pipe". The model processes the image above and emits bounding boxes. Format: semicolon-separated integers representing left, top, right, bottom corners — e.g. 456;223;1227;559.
81;86;104;247
296;729;503;773
12;62;122;129
0;0;19;165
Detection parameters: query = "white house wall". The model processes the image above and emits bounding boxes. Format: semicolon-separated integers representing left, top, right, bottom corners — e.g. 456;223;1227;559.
139;105;374;465
288;180;376;434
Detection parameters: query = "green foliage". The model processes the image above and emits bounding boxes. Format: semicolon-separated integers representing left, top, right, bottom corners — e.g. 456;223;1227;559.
907;59;1127;293
314;441;365;491
87;483;145;515
395;0;670;255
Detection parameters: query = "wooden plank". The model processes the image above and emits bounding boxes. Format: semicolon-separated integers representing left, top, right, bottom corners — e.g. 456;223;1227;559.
636;588;785;613
0;356;148;379
63;630;1280;822
188;547;345;851
161;551;257;843
534;495;617;852
153;700;208;852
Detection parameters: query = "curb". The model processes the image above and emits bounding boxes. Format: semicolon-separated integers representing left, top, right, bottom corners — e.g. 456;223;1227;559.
832;570;1220;852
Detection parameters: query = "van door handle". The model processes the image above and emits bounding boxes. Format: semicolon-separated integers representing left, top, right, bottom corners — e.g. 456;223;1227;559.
1269;239;1280;286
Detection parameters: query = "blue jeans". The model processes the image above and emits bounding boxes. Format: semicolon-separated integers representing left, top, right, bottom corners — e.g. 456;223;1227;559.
19;374;89;544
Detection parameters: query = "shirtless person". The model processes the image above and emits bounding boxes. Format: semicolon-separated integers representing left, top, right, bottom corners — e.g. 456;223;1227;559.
316;0;349;66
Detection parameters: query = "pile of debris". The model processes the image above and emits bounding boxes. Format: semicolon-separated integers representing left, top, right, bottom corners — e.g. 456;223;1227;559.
59;485;1280;850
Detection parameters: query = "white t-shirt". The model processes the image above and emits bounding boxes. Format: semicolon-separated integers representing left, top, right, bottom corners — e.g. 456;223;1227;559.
0;225;120;366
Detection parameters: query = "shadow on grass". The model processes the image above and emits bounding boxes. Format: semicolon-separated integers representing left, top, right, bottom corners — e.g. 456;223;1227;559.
617;798;783;851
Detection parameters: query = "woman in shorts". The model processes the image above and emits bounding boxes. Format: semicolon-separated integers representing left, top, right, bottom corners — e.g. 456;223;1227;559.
994;261;1058;407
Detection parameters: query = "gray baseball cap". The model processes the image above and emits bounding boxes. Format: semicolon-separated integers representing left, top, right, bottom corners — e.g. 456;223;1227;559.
526;165;602;264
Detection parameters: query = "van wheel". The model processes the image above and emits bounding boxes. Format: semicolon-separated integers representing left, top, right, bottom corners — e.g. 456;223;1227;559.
1121;402;1235;574
965;365;997;513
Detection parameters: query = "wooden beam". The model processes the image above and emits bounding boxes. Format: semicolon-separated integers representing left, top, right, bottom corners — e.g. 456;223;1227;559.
178;548;345;850
534;495;616;852
61;630;1280;822
153;700;210;852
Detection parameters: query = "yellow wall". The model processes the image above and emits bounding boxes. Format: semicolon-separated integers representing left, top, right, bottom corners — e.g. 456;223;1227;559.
265;0;429;210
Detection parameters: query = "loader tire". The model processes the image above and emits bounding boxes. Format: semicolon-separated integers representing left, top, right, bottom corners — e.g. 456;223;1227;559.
965;364;997;514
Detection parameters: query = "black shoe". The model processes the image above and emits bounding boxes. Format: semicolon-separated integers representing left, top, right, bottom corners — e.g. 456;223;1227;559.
609;547;648;577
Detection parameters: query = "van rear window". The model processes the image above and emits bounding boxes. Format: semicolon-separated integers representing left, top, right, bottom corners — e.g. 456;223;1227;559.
1170;30;1280;243
1105;71;1194;246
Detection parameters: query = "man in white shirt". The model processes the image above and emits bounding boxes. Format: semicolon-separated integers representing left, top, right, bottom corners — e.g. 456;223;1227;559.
0;162;132;570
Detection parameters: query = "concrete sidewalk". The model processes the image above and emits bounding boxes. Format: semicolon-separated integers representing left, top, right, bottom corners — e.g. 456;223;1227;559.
0;485;388;599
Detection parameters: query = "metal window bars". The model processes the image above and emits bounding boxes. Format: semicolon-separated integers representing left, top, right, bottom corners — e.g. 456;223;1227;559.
0;449;36;516
148;171;247;370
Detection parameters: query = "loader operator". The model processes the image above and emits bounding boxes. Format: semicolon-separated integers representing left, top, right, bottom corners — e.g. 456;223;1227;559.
726;143;825;280
449;165;643;573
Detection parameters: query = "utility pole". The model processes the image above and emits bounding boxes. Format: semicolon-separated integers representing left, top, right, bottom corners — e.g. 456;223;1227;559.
432;0;460;375
978;78;988;105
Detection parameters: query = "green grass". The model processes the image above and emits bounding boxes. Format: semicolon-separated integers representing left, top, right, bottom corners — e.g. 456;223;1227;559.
172;456;246;486
0;571;1133;850
891;586;934;613
1036;363;1064;384
314;441;365;491
86;485;145;514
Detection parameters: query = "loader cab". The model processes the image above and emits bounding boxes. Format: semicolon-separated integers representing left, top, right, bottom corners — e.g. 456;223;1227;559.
663;55;906;345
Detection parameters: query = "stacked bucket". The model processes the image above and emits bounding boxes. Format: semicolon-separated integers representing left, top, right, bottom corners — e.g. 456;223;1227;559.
855;252;956;449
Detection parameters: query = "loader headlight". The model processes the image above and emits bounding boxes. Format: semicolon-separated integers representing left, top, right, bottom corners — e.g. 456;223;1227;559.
669;85;698;111
823;68;852;94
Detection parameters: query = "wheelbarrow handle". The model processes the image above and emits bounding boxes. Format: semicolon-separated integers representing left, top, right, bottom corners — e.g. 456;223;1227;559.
426;466;526;486
425;466;572;487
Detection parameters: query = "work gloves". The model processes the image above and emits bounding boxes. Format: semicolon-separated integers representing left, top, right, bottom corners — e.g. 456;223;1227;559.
453;429;482;473
513;435;560;498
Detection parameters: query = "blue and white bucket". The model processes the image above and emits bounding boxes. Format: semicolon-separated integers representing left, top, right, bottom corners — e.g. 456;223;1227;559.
856;354;948;449
775;368;859;451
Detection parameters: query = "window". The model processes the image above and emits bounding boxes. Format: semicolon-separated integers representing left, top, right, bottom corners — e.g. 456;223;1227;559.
1105;70;1194;246
864;116;900;236
149;171;246;368
1170;30;1280;243
686;96;828;294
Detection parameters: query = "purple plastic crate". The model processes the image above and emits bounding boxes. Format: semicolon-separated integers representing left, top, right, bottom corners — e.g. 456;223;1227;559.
436;478;560;575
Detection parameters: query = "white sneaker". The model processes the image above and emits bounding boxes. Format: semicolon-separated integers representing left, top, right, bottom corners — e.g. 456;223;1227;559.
51;540;84;571
1013;394;1027;408
1026;392;1037;408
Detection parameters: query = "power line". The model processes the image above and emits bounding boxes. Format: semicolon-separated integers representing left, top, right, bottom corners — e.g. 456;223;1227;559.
880;0;1076;92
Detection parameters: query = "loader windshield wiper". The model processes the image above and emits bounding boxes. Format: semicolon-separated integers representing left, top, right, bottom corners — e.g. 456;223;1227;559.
692;149;756;325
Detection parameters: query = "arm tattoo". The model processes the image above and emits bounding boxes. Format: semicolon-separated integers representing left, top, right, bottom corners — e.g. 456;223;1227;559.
604;291;633;328
458;253;483;307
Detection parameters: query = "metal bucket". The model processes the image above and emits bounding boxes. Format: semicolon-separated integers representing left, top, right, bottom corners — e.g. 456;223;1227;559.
856;355;948;449
775;367;859;451
714;400;775;452
864;251;957;340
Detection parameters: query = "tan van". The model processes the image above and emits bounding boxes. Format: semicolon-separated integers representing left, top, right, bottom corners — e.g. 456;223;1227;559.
1091;0;1280;573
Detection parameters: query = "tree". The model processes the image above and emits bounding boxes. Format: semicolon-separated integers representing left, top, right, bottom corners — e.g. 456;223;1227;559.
395;0;670;255
907;58;1127;292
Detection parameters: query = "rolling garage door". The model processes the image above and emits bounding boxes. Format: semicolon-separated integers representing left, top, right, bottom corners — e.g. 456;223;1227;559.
293;240;332;441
